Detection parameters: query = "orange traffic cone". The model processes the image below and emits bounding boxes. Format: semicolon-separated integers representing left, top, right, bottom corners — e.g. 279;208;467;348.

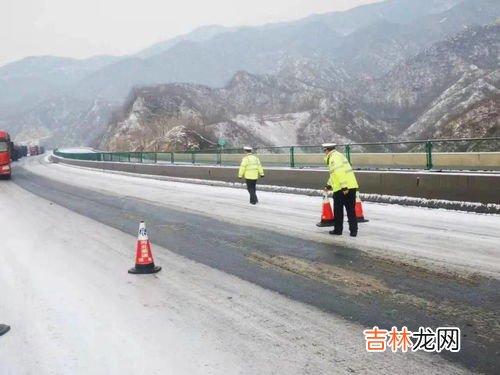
355;191;369;223
128;221;162;274
316;191;335;227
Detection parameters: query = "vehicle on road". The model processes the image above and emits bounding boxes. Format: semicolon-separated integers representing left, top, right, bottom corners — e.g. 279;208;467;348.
0;131;12;179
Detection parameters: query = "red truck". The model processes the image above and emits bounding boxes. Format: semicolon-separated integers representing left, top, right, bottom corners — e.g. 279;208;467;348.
0;131;12;179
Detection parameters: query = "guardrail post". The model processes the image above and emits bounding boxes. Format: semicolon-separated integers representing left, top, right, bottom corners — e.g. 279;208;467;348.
346;144;351;164
425;141;433;170
191;152;195;164
217;148;222;166
290;146;295;168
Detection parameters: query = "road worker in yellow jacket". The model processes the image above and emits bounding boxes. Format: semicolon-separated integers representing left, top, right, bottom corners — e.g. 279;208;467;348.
238;146;264;205
322;143;359;237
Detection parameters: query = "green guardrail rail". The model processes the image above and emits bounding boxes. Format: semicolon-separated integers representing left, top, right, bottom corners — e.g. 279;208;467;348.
53;137;500;171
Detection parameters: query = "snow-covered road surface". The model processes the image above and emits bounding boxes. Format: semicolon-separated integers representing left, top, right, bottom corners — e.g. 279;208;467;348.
0;180;469;374
22;156;500;279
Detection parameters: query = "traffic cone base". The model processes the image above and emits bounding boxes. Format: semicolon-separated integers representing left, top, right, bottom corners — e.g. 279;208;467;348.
129;221;162;274
128;264;162;274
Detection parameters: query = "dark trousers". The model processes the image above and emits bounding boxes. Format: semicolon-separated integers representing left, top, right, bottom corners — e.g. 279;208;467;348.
246;179;258;204
333;188;358;234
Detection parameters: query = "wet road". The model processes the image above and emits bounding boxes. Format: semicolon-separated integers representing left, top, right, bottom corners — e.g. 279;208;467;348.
10;161;500;374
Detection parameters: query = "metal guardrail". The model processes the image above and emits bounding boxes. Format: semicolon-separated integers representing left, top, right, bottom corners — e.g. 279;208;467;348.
53;137;500;171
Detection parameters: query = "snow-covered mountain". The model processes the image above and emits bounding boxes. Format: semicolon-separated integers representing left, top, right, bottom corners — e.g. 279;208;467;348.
100;24;500;152
353;24;500;141
98;64;390;151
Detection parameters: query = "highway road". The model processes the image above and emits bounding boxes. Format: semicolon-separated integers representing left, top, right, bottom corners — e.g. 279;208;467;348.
1;155;499;374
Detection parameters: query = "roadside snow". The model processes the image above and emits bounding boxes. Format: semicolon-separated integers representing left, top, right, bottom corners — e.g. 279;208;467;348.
57;147;97;153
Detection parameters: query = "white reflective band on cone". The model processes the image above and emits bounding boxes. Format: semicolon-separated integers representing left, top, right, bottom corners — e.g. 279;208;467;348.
137;222;149;240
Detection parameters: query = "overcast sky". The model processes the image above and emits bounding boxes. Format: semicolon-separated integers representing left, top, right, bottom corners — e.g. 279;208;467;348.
0;0;380;67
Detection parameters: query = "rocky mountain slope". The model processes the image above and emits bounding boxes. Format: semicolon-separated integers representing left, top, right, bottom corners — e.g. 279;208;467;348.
99;66;389;151
354;24;500;138
335;0;500;78
433;93;499;142
100;24;500;152
401;69;500;141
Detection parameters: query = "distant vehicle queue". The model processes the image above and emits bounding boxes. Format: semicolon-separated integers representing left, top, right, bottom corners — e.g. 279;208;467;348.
0;130;45;179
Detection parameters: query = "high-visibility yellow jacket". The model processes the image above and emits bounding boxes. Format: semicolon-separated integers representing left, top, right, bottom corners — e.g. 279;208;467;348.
324;150;358;192
239;154;264;180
